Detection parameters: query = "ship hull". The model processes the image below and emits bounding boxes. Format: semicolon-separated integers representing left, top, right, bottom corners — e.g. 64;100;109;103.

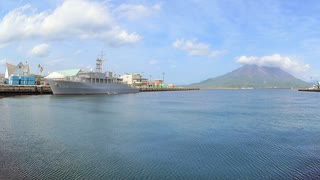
47;79;139;95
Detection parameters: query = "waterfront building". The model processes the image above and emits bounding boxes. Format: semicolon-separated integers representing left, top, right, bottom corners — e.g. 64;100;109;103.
14;62;30;76
4;62;34;85
120;73;147;87
153;79;165;88
5;62;31;78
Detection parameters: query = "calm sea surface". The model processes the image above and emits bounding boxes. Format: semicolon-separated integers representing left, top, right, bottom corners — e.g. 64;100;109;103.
0;89;320;179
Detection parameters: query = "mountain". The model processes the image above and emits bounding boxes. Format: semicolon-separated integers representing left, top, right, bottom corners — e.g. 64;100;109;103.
191;64;312;89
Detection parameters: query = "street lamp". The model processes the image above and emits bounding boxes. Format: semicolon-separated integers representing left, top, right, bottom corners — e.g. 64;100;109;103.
149;75;152;87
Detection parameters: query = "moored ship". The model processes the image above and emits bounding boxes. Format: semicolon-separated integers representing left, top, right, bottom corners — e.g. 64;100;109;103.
46;55;139;95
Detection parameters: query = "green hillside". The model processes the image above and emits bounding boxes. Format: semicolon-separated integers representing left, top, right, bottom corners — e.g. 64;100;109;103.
191;65;312;89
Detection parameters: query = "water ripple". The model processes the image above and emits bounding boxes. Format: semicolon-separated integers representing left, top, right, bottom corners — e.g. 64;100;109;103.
1;90;320;179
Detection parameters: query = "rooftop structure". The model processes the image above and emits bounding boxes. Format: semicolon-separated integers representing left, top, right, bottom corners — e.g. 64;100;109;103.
45;69;82;79
5;63;16;79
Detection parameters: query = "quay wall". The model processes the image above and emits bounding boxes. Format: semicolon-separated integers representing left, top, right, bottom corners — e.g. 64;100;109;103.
0;85;52;96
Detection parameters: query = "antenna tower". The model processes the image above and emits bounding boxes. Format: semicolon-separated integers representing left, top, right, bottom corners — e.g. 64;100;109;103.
96;52;104;73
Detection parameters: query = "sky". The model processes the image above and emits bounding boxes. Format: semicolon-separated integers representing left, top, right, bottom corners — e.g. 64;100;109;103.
0;0;320;85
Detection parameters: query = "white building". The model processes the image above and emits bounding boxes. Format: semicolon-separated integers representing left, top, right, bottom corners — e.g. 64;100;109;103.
120;73;143;86
5;62;30;78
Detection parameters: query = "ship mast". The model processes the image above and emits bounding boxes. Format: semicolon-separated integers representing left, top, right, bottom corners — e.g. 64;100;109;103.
96;52;104;73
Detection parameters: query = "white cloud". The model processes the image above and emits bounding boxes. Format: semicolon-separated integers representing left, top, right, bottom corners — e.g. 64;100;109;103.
0;0;141;47
113;3;161;20
102;26;141;46
173;39;224;58
236;54;309;74
148;60;158;65
30;43;50;57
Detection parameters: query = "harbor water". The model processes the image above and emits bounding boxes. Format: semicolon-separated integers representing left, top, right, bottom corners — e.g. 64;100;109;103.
0;90;320;179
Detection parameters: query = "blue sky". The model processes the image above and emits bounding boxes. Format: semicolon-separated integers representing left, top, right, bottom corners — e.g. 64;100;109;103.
0;0;320;84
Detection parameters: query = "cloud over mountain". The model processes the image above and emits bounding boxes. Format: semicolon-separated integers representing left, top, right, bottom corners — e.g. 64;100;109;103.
236;54;309;74
0;0;141;47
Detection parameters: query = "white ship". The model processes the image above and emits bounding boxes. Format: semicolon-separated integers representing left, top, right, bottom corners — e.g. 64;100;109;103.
46;56;139;95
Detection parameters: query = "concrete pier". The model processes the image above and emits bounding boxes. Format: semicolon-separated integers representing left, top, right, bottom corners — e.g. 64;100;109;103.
0;85;52;96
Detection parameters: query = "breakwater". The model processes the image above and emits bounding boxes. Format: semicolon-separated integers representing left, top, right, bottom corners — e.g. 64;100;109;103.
0;85;52;96
139;87;199;92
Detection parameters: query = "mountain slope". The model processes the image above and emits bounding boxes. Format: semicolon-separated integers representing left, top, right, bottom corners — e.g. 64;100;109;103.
191;65;311;88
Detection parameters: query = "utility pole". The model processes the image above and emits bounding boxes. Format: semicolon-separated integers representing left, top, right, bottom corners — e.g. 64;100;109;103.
162;72;165;84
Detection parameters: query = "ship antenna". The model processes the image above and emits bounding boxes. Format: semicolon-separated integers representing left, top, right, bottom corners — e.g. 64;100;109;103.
96;52;104;73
